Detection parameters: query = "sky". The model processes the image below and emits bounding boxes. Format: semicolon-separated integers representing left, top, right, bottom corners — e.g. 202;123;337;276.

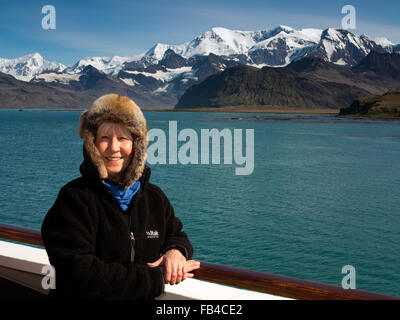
0;0;399;66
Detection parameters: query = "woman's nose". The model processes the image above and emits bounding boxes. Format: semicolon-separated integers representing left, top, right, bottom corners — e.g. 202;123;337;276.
109;137;120;152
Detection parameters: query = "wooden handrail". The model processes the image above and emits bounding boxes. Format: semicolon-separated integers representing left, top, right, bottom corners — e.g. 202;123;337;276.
0;222;44;247
0;222;399;300
193;261;399;300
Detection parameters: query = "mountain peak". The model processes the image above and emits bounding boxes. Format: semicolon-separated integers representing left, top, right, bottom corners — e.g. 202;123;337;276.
0;52;65;81
146;43;170;60
159;49;188;68
23;52;43;60
374;37;394;47
211;26;234;34
274;25;295;33
322;28;345;41
81;64;101;73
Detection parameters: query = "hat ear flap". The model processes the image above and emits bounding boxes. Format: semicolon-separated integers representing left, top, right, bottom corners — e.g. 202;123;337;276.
79;109;108;180
120;134;148;188
78;110;89;138
84;130;108;180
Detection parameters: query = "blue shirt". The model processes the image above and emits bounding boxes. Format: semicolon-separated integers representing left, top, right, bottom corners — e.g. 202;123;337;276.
102;180;141;211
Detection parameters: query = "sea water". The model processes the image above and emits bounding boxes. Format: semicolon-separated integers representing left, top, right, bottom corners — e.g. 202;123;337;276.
1;109;399;296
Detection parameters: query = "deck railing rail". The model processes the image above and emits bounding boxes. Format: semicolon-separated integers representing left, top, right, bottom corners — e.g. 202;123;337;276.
0;222;399;300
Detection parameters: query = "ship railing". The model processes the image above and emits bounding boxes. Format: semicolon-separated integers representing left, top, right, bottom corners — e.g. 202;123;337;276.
0;222;399;300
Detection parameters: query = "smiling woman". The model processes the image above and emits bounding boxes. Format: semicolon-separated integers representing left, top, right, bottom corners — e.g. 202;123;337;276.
40;93;200;299
95;122;134;181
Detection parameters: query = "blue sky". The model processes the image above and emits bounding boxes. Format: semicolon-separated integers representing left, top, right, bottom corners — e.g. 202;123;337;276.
1;0;399;65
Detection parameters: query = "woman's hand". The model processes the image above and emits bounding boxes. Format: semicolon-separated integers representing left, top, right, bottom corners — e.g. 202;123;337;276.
147;249;200;285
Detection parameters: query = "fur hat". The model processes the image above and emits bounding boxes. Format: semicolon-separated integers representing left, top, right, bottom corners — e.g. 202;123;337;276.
78;94;148;188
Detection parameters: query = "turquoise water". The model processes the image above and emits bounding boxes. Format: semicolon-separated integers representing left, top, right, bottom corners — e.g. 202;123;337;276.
1;109;400;296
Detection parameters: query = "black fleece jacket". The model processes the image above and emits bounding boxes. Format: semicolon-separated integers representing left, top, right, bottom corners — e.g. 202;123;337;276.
41;161;193;299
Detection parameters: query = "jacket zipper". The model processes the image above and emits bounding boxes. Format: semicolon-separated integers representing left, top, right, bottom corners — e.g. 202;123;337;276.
98;176;142;263
130;231;135;262
127;186;144;263
128;210;135;262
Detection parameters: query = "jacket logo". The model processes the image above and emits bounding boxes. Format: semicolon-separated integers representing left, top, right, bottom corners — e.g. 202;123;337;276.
146;230;159;239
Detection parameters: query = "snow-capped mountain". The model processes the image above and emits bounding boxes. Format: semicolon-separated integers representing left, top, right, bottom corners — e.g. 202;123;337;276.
65;54;143;76
300;28;386;66
145;27;256;60
247;26;323;65
5;25;399;82
0;53;65;82
145;25;323;65
2;25;400;108
113;25;399;102
373;37;394;48
32;71;81;85
141;25;398;67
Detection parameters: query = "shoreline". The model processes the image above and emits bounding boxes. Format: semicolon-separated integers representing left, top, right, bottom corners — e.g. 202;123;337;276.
338;113;400;120
0;106;85;111
2;105;398;119
147;105;340;114
0;105;340;114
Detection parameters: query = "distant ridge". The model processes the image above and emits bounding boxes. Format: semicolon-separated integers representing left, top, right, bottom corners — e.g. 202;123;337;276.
175;52;400;110
339;91;400;118
175;63;370;110
0;65;175;109
352;51;400;80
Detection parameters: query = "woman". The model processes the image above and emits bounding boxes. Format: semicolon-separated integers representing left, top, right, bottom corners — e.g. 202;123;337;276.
41;94;199;299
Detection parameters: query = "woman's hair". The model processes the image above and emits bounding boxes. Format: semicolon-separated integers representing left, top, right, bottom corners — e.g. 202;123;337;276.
96;122;133;141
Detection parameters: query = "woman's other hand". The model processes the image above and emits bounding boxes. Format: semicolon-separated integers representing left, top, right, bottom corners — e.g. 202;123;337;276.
147;249;200;285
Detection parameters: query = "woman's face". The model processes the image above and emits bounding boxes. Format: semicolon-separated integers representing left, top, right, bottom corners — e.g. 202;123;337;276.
95;122;133;181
